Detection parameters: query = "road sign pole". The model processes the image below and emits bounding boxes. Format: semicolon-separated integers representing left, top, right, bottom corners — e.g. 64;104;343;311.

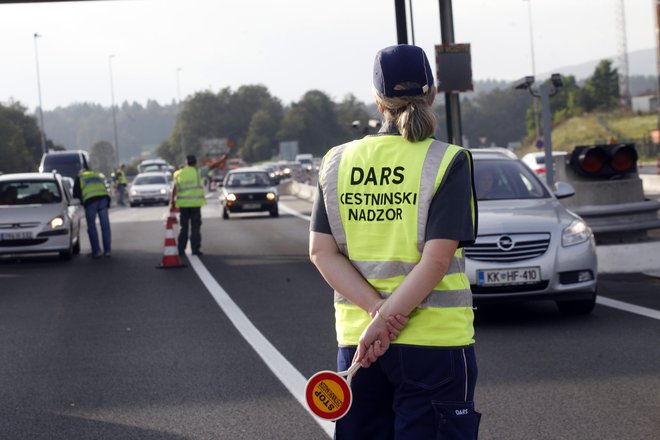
539;82;554;187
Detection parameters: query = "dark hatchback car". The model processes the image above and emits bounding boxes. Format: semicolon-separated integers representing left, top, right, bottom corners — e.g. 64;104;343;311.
219;167;279;219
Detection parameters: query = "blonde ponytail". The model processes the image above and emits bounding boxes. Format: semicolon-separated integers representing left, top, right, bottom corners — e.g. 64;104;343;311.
373;86;437;142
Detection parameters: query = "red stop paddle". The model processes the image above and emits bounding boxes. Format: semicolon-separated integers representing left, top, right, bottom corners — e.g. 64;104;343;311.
305;363;360;421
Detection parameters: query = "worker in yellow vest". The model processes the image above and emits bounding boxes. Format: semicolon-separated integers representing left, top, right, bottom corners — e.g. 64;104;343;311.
116;164;128;206
171;155;206;256
309;44;480;439
74;167;112;258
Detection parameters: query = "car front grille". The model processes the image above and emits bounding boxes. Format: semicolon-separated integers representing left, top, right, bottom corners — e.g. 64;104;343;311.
0;222;41;229
236;192;270;201
465;233;551;263
0;239;48;247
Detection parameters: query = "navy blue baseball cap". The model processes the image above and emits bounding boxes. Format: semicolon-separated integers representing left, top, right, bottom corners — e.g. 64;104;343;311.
373;44;434;98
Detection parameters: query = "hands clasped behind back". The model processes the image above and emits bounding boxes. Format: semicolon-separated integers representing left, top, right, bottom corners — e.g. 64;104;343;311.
353;304;409;368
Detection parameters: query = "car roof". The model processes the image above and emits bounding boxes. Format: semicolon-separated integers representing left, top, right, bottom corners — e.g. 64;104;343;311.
227;167;269;174
42;150;86;156
469;147;518;160
0;172;59;182
134;171;170;177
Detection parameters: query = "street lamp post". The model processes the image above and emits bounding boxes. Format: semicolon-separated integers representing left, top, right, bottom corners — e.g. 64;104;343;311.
33;33;47;156
522;0;540;141
515;74;564;187
109;55;119;168
176;68;185;159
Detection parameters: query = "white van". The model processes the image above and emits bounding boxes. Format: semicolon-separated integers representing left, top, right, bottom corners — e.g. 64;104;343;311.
295;153;314;171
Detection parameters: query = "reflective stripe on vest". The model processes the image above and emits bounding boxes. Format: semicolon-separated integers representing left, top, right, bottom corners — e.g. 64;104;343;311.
80;171;108;202
319;136;476;347
175;166;206;208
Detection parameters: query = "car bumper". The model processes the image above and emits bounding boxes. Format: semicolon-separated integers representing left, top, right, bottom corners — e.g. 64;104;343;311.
468;238;598;303
129;195;169;204
224;201;277;213
0;229;72;255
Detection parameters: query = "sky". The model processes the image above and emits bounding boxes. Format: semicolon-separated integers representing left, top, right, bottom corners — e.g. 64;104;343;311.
0;0;657;112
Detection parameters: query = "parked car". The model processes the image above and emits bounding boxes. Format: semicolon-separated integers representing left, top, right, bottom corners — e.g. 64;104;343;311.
466;148;598;315
219;167;279;219
0;172;82;260
38;150;90;180
521;151;567;181
128;172;172;207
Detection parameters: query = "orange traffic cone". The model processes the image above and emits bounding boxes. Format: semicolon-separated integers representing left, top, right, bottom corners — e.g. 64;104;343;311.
156;216;186;269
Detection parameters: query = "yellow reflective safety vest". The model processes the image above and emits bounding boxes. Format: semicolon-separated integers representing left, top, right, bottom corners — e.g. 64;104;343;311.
79;170;109;203
117;169;128;185
319;136;476;347
174;166;207;208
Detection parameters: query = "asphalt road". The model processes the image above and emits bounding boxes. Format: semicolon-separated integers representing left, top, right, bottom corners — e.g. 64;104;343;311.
1;195;659;440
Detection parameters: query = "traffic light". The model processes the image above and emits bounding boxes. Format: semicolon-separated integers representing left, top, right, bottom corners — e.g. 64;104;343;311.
569;143;637;178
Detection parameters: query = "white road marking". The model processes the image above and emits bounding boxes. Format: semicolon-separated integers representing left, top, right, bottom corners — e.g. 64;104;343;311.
597;296;660;321
187;254;334;438
279;202;311;222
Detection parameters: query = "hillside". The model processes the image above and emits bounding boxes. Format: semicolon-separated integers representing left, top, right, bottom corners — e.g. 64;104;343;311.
517;112;658;159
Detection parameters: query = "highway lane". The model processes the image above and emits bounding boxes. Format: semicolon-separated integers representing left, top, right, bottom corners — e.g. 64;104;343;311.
1;195;659;439
0;200;328;440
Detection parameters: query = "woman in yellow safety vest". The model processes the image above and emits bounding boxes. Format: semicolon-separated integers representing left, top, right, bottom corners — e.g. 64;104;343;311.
309;44;480;439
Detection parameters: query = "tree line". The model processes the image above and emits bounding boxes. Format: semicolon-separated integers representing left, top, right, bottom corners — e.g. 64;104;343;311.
1;60;654;174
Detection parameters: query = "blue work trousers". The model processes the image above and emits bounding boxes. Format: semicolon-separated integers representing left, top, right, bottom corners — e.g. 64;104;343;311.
178;207;202;254
335;345;480;440
84;197;111;255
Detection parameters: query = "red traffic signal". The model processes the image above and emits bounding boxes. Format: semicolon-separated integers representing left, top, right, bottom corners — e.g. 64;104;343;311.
569;144;637;178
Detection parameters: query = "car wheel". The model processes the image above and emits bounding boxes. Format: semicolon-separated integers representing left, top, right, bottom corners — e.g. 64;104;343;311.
72;233;81;255
222;207;229;220
59;239;74;261
270;205;279;217
129;202;136;207
556;292;596;316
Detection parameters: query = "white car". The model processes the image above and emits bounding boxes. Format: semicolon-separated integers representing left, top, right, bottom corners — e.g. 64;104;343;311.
467;148;598;315
521;151;567;181
129;172;172;207
0;172;83;260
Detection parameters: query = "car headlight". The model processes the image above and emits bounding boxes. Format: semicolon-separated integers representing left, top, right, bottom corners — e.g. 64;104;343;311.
49;216;65;229
160;188;168;195
562;219;592;247
266;192;276;201
226;193;237;202
131;190;139;196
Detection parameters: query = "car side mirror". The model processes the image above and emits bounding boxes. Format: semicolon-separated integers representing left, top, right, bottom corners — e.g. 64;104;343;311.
553;181;575;199
70;198;82;206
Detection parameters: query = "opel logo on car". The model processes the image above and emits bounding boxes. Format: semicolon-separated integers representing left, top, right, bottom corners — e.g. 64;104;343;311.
497;235;515;251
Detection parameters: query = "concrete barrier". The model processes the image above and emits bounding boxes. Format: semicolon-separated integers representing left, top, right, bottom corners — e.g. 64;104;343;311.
642;174;660;196
279;180;317;202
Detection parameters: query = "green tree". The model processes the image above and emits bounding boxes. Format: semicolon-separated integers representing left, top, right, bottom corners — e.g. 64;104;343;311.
89;140;116;176
277;90;346;156
580;60;619;112
0;102;47;173
242;106;283;162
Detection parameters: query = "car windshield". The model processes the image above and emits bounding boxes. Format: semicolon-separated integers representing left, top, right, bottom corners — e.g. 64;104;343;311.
226;172;270;187
133;175;168;185
474;159;549;201
140;164;169;173
0;180;62;205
